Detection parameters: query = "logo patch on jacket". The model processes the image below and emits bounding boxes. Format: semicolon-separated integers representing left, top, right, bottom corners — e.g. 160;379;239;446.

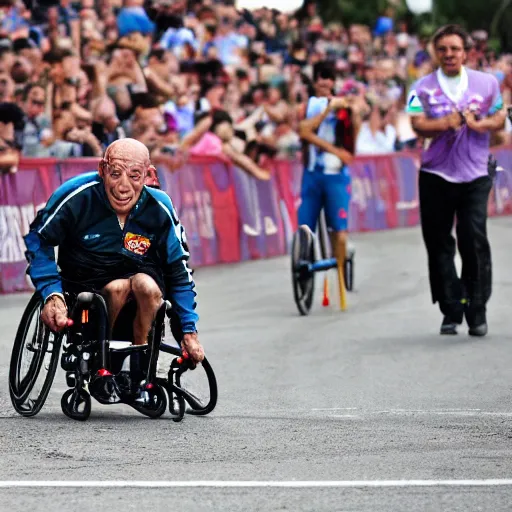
124;232;151;256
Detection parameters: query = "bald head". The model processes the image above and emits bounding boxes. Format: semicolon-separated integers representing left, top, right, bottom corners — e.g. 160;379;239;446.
99;138;151;219
104;138;150;166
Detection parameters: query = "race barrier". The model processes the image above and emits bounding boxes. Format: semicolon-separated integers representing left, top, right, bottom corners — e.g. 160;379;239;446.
1;146;512;294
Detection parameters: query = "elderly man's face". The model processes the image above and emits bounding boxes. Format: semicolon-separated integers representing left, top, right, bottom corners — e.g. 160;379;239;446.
99;141;149;217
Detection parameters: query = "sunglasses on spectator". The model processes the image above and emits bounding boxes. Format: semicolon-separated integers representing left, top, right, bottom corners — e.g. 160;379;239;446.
31;99;45;106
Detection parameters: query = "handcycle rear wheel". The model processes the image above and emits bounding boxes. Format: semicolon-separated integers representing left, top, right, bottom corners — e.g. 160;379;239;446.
160;343;218;416
291;225;315;316
9;293;63;417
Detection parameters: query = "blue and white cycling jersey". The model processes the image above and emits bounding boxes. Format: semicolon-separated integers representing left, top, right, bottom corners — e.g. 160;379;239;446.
305;96;344;175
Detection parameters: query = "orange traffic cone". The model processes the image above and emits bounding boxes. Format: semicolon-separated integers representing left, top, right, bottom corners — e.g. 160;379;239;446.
322;275;330;306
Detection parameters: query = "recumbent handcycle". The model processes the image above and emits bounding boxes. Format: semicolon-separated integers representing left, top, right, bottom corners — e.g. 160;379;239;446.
9;290;217;422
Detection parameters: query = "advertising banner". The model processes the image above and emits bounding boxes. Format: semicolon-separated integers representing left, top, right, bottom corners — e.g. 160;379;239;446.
1;147;511;293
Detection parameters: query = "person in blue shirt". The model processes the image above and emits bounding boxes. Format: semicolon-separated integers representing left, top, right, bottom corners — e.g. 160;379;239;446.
298;63;364;266
24;138;204;365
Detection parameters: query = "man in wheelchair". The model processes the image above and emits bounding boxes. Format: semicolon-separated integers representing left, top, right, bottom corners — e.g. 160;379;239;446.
24;138;204;401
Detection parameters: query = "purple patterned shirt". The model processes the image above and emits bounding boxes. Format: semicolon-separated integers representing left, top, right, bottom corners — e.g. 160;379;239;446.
406;67;503;183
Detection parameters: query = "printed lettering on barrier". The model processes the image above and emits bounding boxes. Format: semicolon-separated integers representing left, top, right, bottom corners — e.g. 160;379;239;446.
203;163;241;264
156;164;181;213
394;154;420;227
0;162;59;293
273;160;299;237
257;172;285;257
172;162;217;268
0;203;41;292
231;166;261;260
348;160;377;232
371;156;397;230
231;166;283;260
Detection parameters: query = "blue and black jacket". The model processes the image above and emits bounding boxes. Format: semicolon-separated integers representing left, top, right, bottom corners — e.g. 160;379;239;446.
24;172;198;333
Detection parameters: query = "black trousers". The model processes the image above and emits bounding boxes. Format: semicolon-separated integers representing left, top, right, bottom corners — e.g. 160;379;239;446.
419;171;492;323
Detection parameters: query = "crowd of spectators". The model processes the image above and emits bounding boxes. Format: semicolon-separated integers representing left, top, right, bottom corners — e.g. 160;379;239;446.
0;0;511;176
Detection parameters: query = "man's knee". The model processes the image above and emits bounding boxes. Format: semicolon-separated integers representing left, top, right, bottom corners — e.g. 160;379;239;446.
334;230;348;244
103;279;131;300
130;274;162;304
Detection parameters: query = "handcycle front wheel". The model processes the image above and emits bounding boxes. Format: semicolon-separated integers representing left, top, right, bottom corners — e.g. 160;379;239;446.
9;293;63;417
291;225;315;316
160;343;218;416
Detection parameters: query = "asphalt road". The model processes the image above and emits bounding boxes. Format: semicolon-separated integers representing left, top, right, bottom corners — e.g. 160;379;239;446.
1;218;512;511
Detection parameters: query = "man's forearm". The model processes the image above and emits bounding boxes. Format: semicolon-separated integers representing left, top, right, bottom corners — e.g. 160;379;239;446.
477;110;507;132
24;231;63;300
299;105;331;134
165;260;199;333
300;131;354;165
411;115;451;137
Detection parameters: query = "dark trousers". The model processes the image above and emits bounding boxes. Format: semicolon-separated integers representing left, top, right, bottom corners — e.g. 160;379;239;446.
419;171;492;324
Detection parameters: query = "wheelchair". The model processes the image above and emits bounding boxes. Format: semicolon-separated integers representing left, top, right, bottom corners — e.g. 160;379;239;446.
291;210;355;316
9;291;218;422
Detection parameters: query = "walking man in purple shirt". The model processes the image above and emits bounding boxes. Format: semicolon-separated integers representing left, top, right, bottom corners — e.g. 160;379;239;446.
406;25;507;337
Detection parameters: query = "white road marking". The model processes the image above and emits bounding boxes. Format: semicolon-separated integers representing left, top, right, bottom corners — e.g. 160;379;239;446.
371;410;512;417
309;408;512;418
311;408;358;411
2;480;512;488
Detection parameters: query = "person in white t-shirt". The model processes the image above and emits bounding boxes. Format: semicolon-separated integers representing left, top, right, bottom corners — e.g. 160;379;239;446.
355;100;397;155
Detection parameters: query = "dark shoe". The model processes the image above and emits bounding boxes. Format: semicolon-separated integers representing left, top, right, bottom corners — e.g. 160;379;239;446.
89;370;122;404
469;323;488;337
440;316;458;335
465;306;488;337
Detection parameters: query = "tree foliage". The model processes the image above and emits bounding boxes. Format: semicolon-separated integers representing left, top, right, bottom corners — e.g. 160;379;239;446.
315;0;512;52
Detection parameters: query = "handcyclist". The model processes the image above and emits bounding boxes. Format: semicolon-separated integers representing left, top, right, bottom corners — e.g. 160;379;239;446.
23;138;204;365
297;62;367;265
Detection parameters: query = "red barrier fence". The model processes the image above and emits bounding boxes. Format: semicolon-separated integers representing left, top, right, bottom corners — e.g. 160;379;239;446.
1;147;512;294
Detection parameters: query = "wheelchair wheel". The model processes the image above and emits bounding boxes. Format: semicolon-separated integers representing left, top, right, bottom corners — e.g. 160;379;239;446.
129;383;168;419
61;388;91;421
291;225;315;316
161;343;218;416
9;293;63;417
156;378;185;422
177;357;218;416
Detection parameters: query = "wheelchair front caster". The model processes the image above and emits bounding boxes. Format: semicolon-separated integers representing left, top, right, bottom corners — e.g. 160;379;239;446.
130;382;167;419
155;378;185;422
61;388;91;421
170;395;185;423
